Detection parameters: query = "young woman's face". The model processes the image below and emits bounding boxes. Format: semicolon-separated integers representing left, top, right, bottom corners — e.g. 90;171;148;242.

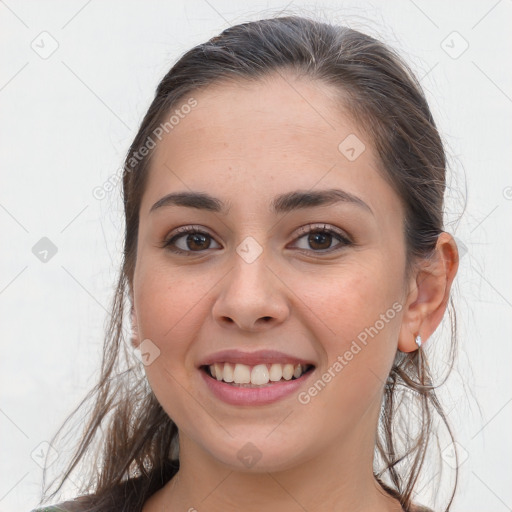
132;74;410;472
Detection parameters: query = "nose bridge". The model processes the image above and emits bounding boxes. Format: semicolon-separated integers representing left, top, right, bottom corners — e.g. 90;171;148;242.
212;237;289;330
231;247;270;295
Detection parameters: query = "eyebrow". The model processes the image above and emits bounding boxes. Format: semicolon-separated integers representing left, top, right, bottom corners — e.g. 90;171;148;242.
149;188;373;216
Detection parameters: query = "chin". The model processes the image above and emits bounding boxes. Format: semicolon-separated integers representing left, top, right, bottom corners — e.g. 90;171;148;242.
199;432;311;473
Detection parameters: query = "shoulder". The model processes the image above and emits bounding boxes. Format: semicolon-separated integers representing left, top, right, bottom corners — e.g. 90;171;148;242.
30;460;179;512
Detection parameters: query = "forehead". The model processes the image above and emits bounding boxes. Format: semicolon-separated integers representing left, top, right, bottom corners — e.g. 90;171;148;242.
141;74;401;221
153;74;359;169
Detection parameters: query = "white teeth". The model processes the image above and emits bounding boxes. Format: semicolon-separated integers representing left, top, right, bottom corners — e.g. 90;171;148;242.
251;364;270;385
214;362;223;381
233;363;251;384
282;364;294;380
207;362;310;385
223;362;234;383
269;363;283;381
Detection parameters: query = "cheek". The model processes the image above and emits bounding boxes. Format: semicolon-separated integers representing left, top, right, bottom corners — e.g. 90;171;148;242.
133;259;213;343
132;265;210;428
132;264;209;401
292;258;403;407
296;257;403;342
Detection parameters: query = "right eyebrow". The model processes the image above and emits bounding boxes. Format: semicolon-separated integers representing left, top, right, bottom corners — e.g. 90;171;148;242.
150;191;227;214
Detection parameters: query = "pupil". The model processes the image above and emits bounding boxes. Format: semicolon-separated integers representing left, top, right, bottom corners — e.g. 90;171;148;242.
188;233;209;251
309;232;331;250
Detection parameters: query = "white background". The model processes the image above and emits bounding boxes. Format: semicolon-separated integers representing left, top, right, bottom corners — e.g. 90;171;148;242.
1;1;511;511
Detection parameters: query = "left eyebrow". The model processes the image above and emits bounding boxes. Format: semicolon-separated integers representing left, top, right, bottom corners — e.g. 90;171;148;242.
149;188;373;216
272;189;373;215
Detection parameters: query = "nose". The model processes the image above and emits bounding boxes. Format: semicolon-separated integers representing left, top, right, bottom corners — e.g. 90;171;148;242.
212;253;290;332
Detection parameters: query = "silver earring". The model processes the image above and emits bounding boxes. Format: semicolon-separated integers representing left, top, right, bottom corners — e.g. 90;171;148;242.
415;334;422;348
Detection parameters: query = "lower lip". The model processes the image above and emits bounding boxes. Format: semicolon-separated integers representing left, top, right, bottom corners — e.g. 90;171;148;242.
200;368;314;406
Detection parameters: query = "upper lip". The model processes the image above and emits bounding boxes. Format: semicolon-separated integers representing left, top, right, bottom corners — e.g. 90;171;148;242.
198;349;316;368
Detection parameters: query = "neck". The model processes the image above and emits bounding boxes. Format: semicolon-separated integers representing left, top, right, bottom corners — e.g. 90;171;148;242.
144;413;402;512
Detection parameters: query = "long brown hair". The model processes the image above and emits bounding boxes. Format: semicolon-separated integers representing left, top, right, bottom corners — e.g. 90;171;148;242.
40;14;460;511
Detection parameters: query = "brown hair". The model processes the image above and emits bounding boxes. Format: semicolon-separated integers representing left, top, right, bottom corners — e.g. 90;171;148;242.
40;14;459;511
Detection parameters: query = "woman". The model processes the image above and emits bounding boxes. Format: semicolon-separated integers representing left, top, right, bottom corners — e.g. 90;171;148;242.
33;15;460;512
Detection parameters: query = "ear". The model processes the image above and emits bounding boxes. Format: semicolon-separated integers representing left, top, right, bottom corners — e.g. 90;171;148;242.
129;297;140;350
398;232;459;352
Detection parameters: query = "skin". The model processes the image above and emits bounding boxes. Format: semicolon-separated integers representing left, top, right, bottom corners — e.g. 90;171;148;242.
131;73;459;511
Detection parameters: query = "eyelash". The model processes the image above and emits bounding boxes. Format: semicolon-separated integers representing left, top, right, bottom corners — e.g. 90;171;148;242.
161;224;352;256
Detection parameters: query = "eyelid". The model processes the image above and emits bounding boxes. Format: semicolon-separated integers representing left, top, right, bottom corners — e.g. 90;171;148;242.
162;223;352;255
162;225;220;255
288;223;352;253
292;223;351;242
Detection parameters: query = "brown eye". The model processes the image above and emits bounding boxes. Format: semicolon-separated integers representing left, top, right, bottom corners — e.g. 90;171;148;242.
307;231;333;251
185;233;211;251
292;224;352;253
163;227;221;254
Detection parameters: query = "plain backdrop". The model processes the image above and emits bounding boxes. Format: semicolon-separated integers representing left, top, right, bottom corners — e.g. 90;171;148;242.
1;1;511;511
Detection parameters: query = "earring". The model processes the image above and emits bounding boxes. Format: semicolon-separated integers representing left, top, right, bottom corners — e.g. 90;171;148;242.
415;334;422;348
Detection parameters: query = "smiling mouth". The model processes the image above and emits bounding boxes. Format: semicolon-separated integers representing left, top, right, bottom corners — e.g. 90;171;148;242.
201;362;315;387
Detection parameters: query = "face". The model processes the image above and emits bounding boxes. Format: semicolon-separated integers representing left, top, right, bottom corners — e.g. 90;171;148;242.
132;74;410;472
